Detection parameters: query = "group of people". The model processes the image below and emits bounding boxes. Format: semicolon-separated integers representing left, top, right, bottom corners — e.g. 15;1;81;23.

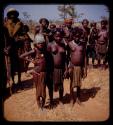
3;8;109;109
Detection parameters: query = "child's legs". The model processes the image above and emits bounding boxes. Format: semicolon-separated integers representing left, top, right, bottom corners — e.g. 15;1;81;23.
92;49;96;64
77;86;81;99
70;82;74;101
34;72;46;108
59;82;64;101
46;73;53;104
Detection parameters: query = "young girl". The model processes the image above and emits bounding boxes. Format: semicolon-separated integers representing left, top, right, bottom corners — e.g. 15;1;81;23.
20;34;54;109
47;28;67;104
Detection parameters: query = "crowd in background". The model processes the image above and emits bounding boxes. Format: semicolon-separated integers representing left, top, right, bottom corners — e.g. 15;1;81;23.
3;8;109;109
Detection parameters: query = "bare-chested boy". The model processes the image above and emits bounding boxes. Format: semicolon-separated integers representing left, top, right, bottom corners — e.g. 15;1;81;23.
67;27;86;106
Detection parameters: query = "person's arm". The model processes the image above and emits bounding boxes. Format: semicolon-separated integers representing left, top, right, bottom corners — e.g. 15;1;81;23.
13;21;23;37
4;46;11;55
82;46;87;79
107;31;109;46
42;32;49;36
63;46;70;79
20;49;35;62
68;40;77;51
47;43;52;52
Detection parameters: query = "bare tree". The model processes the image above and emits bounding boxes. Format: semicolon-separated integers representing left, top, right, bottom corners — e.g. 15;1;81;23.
57;5;68;20
22;12;36;33
57;5;84;21
66;5;84;21
22;11;31;21
100;16;109;21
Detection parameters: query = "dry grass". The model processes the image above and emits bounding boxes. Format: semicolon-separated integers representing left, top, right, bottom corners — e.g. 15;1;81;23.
4;60;109;122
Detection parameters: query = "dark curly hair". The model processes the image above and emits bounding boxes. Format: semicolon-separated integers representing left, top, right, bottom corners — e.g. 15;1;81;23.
90;22;97;27
101;20;108;25
72;27;83;36
23;25;29;33
82;19;89;24
54;28;65;36
39;18;49;26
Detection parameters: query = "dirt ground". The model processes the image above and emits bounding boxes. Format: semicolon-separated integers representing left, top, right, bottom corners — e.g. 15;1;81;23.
3;61;109;122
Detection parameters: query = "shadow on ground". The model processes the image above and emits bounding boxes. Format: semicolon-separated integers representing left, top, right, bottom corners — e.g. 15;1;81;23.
3;78;34;101
55;87;101;106
3;81;100;109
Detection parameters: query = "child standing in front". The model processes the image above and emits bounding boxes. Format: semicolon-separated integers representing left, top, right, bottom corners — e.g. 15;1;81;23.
67;27;86;106
20;34;54;109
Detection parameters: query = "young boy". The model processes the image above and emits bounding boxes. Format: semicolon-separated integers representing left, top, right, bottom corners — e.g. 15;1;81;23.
67;27;86;106
20;34;54;109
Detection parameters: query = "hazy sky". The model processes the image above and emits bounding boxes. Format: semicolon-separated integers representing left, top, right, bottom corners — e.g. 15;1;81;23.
4;4;109;22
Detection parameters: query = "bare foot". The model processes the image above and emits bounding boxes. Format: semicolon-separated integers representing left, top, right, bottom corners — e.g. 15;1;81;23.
76;98;83;106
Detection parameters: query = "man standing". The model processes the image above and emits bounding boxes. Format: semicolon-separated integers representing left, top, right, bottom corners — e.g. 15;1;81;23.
4;8;23;88
81;19;90;76
39;18;50;44
89;22;98;66
96;20;109;68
